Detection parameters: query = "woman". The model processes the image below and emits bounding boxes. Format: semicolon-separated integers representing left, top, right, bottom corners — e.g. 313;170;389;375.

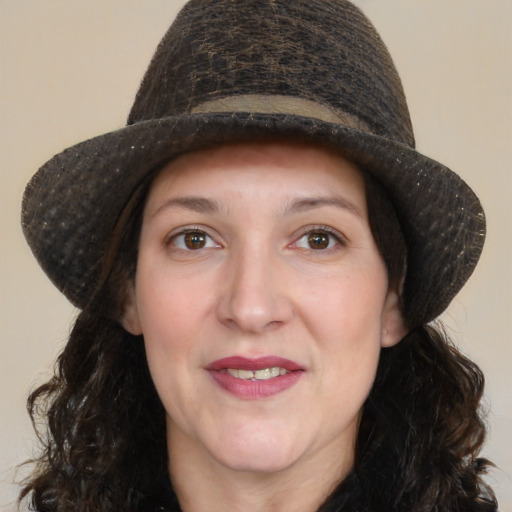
19;0;498;510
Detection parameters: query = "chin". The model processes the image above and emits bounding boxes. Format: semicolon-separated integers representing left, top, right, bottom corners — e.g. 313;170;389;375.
215;448;298;474
206;423;303;474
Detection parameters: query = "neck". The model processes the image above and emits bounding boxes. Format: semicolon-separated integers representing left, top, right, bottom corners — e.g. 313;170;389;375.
167;425;354;512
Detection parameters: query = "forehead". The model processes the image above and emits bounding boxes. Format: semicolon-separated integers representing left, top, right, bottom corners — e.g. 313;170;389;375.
144;141;367;216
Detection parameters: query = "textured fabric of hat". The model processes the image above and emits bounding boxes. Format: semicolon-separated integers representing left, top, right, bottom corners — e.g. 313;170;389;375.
21;0;486;328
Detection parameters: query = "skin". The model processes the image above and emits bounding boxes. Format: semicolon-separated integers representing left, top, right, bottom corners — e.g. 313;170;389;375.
123;141;406;512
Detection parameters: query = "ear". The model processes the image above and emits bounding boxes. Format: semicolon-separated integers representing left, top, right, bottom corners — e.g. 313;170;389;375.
381;289;408;347
121;286;143;335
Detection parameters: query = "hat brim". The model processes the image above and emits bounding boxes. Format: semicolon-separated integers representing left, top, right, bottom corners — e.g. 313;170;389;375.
22;112;485;325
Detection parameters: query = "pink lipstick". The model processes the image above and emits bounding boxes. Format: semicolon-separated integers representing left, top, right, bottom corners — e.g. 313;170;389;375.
205;356;304;399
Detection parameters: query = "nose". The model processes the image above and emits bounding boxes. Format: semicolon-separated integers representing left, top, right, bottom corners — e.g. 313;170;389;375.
216;245;294;334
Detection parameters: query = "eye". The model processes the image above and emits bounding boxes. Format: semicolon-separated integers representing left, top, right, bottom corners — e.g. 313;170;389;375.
170;230;219;251
293;228;343;251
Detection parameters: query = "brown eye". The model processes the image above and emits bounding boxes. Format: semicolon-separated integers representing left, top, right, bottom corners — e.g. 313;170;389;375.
184;232;207;250
170;230;219;252
307;231;330;250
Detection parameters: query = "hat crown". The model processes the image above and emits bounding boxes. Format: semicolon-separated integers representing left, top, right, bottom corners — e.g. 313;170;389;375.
128;0;414;147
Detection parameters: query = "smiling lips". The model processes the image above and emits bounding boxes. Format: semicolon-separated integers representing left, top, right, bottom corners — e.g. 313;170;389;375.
205;356;305;399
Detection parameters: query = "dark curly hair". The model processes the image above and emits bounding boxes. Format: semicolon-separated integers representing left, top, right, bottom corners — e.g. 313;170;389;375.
19;161;497;511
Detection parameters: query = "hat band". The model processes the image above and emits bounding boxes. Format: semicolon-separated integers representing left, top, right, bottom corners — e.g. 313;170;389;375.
191;94;371;133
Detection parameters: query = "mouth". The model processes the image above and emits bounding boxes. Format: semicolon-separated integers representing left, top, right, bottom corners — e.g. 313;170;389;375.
225;367;290;380
205;356;305;399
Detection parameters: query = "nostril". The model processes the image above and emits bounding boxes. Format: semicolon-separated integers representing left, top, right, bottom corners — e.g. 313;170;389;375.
218;295;294;334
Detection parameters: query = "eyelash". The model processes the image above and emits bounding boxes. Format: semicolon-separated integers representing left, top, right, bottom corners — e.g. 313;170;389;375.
292;225;347;251
165;225;347;252
166;227;220;251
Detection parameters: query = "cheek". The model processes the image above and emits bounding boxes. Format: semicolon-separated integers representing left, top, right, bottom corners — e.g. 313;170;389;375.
135;257;211;341
138;291;202;429
300;264;388;343
315;285;383;435
134;268;193;387
299;265;387;401
134;258;221;405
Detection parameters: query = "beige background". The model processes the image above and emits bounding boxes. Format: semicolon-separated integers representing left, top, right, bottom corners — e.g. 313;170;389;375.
1;1;510;510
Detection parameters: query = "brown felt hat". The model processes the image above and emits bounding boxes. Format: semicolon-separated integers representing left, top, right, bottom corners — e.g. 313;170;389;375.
22;0;485;327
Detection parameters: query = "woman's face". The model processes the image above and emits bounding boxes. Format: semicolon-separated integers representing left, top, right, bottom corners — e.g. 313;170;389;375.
124;141;404;479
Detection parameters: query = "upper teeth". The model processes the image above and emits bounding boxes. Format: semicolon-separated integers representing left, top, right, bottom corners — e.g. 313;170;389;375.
227;367;289;380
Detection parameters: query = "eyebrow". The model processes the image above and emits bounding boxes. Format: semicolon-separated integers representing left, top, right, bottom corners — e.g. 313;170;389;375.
283;196;363;218
151;197;220;217
151;195;363;219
